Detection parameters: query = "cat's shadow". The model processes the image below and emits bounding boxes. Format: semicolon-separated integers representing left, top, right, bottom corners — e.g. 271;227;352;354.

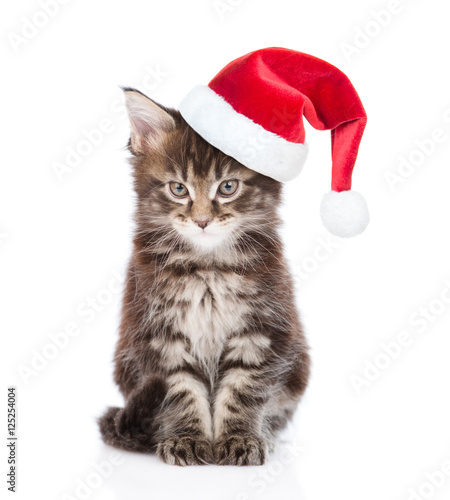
97;438;306;500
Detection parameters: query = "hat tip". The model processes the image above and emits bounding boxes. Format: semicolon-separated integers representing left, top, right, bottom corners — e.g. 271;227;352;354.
320;190;369;238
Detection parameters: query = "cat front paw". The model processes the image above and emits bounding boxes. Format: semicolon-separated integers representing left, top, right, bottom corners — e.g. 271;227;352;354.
214;434;267;466
157;436;214;466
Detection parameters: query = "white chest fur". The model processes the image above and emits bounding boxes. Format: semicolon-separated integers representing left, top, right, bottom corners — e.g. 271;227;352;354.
148;268;256;385
173;269;251;362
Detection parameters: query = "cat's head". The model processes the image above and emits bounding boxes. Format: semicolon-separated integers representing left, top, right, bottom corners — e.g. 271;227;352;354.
124;88;282;255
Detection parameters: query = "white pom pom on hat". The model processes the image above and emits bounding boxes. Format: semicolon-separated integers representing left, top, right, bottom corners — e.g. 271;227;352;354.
179;47;369;237
320;190;369;238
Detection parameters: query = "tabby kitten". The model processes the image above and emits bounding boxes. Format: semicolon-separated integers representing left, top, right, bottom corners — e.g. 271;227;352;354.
98;88;310;466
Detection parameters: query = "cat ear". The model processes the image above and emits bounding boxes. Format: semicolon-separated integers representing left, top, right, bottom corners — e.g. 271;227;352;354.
123;88;176;154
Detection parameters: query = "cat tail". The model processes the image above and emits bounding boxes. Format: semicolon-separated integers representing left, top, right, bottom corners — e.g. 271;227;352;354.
98;377;167;452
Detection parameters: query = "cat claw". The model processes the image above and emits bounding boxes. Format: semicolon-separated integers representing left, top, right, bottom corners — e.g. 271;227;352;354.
214;434;267;466
157;436;214;466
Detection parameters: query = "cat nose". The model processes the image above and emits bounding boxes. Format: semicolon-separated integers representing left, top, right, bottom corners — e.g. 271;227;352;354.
195;220;210;229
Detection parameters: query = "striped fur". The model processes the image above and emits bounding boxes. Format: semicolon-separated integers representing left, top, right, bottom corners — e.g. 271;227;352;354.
98;89;310;466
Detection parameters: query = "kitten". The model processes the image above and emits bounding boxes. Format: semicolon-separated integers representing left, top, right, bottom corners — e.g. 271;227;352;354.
98;88;310;466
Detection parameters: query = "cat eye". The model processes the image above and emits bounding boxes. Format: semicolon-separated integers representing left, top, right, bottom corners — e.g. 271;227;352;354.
169;182;189;198
217;180;239;197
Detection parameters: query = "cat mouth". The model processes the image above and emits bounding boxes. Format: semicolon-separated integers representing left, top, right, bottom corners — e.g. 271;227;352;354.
185;227;229;250
196;229;220;240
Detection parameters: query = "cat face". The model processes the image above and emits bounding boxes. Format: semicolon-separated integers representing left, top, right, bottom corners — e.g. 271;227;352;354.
124;89;282;255
163;163;254;252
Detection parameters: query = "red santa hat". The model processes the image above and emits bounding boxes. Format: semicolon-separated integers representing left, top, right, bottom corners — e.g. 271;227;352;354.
179;47;369;238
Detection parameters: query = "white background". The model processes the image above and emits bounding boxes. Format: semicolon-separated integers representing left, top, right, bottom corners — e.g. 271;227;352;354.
2;0;450;499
